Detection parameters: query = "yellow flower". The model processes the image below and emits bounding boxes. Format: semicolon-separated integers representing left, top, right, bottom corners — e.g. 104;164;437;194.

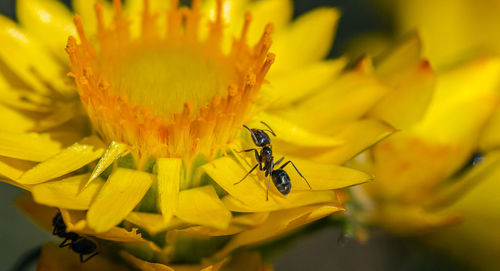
347;32;500;270
0;0;378;268
353;1;500;269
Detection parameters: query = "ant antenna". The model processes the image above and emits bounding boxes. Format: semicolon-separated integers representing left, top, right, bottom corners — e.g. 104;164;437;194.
260;121;276;136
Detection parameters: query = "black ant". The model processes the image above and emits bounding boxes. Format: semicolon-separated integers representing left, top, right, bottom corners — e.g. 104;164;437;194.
52;212;99;263
234;122;311;200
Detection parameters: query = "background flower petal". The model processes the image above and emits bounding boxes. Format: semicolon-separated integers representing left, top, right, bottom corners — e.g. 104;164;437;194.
271;7;340;74
16;0;77;61
0;104;36;132
0;131;62;162
0;15;70;96
264;58;347;108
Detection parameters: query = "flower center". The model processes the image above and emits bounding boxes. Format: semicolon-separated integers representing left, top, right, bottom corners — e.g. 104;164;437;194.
106;46;237;116
66;0;274;161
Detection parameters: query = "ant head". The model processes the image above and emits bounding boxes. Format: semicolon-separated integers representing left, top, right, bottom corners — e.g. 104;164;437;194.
243;125;271;147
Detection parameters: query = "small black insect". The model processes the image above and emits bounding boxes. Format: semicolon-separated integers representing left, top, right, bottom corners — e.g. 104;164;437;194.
52;212;99;263
235;122;311;200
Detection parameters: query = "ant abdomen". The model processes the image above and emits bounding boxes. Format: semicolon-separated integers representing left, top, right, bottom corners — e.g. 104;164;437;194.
272;169;291;196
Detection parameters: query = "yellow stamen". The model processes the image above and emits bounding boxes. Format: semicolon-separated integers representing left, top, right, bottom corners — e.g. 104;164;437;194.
66;0;274;161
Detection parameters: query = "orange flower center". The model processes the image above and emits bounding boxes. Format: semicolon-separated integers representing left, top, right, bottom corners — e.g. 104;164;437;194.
66;0;274;161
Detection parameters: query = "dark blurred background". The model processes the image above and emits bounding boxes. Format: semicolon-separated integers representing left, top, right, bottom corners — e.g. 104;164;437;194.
0;0;465;270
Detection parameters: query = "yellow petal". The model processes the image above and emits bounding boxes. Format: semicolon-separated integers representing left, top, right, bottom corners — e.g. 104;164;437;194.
176;213;269;237
0;15;70;96
216;204;342;257
48;120;91;147
0;156;35;181
278;156;371;190
265;58;347;108
174;185;232;230
372;126;495;205
375;33;423;78
369;60;435;129
232;212;269;226
38;243;132;271
16;0;77;60
0;104;35;132
271;8;340;74
17;136;106;184
222;190;338;212
86;141;129;188
157;158;182;223
424;150;500;209
370;204;460;236
479;106;500;151
415;57;500;143
203;157;341;212
0;131;62;162
177;224;247;237
395;0;499;68
125;212;184;235
31;174;104;210
0;87;52;112
244;0;293;45
246;112;342;148
87;168;154;233
424;153;500;271
275;119;395;164
284;70;388;132
35;102;80;130
121;251;174;271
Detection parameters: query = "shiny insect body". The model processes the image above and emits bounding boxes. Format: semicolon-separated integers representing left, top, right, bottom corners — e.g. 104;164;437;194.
235;122;311;200
52;212;99;263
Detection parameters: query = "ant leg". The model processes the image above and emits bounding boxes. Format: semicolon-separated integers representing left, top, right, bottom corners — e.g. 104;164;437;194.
280;161;312;189
235;148;262;170
59;238;70;247
81;252;99;263
265;158;275;201
266;174;272;201
235;148;258;154
274;157;284;167
234;163;259;185
260;121;276;136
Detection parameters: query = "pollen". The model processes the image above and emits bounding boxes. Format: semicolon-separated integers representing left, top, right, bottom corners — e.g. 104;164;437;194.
66;0;274;161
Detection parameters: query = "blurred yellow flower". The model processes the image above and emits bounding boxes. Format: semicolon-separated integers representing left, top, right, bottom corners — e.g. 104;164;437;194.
348;32;500;269
390;0;500;69
359;1;500;269
0;0;380;269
